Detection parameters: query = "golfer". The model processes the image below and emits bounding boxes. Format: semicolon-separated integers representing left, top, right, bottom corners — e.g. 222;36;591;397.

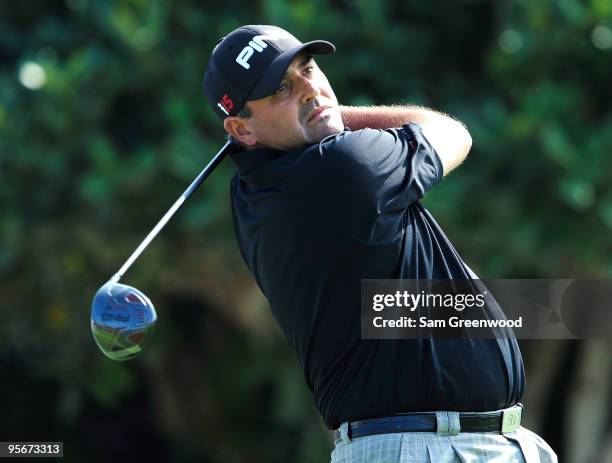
203;25;557;462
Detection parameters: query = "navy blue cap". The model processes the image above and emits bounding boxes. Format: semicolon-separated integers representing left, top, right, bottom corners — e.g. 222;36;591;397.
203;25;335;120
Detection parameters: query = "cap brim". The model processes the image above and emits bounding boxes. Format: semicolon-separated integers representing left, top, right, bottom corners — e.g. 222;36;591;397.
247;40;335;101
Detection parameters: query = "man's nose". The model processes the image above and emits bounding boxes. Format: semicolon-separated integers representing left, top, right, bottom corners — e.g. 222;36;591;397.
299;76;320;104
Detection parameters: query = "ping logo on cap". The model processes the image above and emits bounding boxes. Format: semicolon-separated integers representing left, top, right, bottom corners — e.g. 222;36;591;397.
217;94;234;116
235;28;291;70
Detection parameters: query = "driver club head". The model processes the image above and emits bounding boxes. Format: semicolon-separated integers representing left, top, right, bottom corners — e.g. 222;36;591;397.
91;281;158;361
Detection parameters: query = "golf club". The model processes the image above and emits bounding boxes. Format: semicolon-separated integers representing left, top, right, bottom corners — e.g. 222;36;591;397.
91;139;233;361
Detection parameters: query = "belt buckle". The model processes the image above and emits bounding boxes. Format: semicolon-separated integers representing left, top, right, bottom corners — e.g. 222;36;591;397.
501;406;522;433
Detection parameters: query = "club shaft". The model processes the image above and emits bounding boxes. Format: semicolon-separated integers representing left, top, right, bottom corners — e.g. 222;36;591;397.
110;140;233;283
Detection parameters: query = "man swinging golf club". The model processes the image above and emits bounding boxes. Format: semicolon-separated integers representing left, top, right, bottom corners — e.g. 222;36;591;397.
203;25;557;462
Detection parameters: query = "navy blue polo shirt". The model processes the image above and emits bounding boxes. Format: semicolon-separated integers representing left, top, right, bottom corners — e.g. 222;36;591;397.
230;123;525;430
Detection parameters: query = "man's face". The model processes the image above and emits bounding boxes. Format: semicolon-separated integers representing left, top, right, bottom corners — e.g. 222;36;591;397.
233;54;344;151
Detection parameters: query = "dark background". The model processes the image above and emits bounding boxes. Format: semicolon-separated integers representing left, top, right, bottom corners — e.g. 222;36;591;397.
1;0;611;461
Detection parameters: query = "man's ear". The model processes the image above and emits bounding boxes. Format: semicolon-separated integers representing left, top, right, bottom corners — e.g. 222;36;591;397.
223;117;258;147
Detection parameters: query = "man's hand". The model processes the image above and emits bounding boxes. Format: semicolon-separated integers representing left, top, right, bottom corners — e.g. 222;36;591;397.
340;105;472;177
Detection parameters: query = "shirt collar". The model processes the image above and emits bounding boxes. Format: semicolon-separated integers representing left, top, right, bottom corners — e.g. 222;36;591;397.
230;128;351;174
230;146;287;174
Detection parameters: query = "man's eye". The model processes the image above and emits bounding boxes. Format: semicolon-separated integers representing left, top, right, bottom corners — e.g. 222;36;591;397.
303;65;314;74
276;82;289;94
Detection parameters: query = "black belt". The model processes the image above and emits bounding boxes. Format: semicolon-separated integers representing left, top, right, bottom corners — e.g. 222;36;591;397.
333;405;523;442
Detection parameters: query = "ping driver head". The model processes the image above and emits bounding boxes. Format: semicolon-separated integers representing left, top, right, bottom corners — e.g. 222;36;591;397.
91;281;157;361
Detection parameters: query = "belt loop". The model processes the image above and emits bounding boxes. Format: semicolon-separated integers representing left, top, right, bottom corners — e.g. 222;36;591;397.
436;411;460;436
448;411;461;436
339;421;351;444
435;411;450;435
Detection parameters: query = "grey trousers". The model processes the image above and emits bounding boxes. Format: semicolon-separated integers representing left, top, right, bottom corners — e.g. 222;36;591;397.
330;419;557;463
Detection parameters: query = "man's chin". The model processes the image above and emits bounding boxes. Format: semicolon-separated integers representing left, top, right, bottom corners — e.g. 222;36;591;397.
308;120;345;143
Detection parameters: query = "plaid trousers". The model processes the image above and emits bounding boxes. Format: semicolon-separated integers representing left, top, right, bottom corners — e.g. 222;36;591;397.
330;425;557;463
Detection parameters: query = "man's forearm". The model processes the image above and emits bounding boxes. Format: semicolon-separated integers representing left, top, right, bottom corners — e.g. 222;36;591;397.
340;104;452;131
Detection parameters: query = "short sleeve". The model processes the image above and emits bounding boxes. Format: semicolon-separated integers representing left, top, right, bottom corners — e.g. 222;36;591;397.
305;122;443;243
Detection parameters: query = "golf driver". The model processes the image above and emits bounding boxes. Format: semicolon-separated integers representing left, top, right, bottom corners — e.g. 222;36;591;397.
91;140;233;361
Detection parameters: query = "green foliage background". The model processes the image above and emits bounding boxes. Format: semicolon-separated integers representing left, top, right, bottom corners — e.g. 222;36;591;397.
1;1;610;462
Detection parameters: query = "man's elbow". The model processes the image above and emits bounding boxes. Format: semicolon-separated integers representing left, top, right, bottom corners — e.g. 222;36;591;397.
461;124;472;159
439;122;472;176
420;116;473;176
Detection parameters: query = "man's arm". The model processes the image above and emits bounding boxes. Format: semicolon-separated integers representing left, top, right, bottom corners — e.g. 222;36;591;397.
340;105;472;176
